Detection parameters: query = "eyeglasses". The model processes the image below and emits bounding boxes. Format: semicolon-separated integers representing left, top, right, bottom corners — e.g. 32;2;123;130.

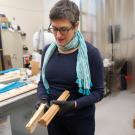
48;25;73;35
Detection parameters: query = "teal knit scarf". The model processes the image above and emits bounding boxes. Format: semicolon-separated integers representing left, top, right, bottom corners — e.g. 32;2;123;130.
42;31;92;95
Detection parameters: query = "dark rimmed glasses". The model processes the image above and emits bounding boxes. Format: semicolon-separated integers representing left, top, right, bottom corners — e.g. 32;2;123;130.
48;24;73;35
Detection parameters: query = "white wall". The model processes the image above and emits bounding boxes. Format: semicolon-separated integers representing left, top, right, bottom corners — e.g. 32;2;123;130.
0;0;44;53
43;0;55;29
0;0;81;53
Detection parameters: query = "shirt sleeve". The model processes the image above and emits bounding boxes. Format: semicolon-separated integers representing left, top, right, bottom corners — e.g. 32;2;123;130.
76;47;104;110
36;45;49;101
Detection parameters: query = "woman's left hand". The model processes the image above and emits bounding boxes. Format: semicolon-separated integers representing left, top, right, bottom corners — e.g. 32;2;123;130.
51;100;77;115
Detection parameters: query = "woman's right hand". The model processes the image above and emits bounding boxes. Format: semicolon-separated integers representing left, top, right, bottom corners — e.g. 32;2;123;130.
35;98;49;112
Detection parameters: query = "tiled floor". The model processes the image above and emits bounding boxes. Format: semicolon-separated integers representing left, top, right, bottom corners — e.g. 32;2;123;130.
95;90;135;135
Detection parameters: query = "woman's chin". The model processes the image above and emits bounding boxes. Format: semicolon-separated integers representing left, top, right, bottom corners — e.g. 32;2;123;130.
57;42;66;47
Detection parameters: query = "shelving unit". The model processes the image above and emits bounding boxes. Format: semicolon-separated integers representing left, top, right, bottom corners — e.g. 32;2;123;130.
1;30;23;68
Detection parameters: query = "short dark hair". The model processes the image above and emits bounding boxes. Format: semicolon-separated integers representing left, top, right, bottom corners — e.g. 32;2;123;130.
49;0;80;25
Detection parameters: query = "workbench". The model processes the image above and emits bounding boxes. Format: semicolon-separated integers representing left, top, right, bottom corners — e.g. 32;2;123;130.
0;88;48;135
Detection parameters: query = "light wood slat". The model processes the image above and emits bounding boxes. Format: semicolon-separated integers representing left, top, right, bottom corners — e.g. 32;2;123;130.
26;103;46;133
0;83;37;102
0;74;21;83
38;90;70;127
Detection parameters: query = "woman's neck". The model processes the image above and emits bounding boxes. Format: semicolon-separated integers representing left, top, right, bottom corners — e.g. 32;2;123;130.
58;47;78;54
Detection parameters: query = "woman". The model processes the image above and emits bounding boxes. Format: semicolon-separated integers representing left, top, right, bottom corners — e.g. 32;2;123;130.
36;0;104;135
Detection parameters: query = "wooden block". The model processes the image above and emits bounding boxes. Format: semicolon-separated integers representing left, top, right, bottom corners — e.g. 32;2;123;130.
38;90;70;127
26;103;46;133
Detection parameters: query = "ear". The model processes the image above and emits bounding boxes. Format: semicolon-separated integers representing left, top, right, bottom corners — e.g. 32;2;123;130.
75;22;79;31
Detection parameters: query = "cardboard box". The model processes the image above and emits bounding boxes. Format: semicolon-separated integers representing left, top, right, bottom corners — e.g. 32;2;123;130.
0;58;2;70
0;17;8;23
133;118;135;129
30;61;40;75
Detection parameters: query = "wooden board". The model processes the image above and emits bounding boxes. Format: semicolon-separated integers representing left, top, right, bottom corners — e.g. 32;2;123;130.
38;90;70;126
26;103;46;133
0;83;37;102
0;74;21;84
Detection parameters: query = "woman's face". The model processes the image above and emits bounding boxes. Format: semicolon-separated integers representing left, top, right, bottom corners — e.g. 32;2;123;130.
49;19;79;46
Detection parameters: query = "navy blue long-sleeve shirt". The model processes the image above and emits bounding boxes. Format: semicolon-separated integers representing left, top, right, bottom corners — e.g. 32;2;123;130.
37;42;104;117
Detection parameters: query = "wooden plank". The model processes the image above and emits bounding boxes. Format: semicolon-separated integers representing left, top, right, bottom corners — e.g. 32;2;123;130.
26;103;46;133
0;74;21;83
38;90;70;127
0;83;37;102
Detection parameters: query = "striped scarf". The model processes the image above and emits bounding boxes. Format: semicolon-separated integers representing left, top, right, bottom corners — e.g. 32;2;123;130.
42;31;92;95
